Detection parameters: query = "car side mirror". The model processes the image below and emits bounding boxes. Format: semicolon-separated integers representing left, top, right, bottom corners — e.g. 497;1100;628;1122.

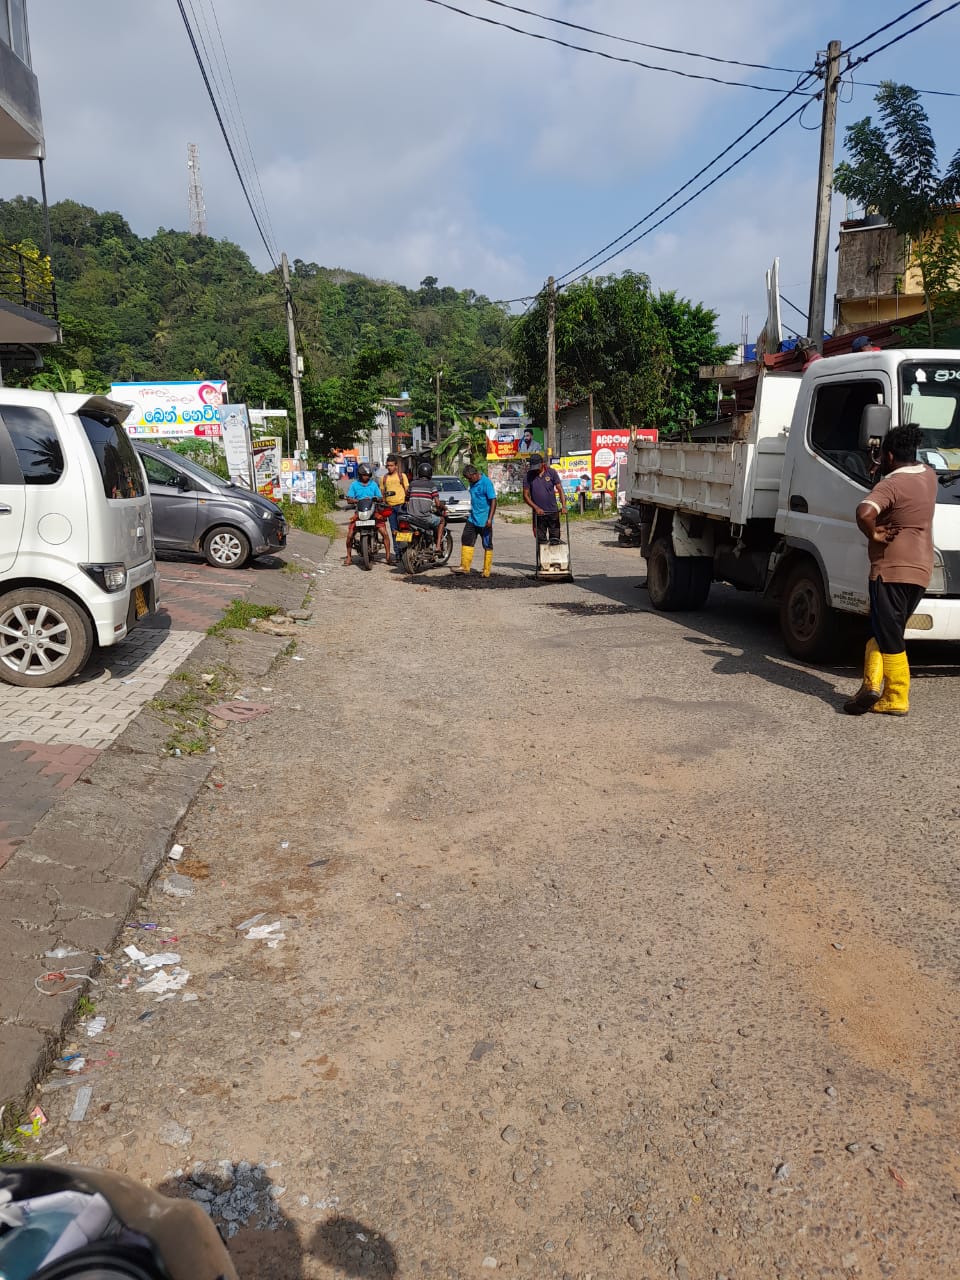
177;473;192;492
859;402;891;450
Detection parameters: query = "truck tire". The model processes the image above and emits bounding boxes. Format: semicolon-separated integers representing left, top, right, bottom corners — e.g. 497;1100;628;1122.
0;588;94;688
779;559;839;661
646;539;712;611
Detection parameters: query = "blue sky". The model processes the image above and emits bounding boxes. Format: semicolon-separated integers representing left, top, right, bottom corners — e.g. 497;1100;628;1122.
6;0;960;343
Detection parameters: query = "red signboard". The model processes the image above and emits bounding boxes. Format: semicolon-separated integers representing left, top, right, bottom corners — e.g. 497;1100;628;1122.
590;429;658;492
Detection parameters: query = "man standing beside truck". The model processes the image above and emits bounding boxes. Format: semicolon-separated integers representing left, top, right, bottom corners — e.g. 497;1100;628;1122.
844;424;937;716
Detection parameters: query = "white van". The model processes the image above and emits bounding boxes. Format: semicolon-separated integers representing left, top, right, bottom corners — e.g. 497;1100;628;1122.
0;391;158;688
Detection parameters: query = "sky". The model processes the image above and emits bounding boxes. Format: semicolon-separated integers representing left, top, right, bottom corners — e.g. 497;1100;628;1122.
5;0;960;344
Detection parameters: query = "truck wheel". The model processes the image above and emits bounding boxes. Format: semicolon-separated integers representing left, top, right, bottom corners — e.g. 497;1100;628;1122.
646;539;712;611
779;559;838;661
0;589;94;688
202;526;251;569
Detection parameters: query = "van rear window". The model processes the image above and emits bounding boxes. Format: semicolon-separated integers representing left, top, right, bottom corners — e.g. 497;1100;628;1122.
79;412;146;499
0;405;64;484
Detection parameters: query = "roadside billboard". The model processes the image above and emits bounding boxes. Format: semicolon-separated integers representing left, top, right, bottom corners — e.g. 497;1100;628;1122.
252;437;282;500
112;380;227;439
485;424;543;461
552;454;593;498
220;403;254;488
591;429;657;493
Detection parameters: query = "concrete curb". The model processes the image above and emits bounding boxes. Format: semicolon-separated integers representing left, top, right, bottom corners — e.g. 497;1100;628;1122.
0;530;330;1116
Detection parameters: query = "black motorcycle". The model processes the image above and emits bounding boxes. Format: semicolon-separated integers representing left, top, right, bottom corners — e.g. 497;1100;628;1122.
393;507;453;574
348;497;391;570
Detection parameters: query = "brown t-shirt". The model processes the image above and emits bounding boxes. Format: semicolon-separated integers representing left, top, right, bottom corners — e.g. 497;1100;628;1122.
861;463;937;586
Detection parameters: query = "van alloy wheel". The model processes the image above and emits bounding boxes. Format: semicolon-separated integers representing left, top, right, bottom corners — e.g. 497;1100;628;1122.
0;590;93;688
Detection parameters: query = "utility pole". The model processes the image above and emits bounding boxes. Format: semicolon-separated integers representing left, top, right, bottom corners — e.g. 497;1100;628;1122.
807;40;842;352
434;364;443;445
281;252;306;455
546;276;556;460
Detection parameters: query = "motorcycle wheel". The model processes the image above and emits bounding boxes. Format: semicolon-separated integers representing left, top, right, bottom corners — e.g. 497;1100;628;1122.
437;530;454;566
402;545;422;575
360;534;373;570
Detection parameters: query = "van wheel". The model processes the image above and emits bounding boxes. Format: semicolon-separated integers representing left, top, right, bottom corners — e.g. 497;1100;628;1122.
646;539;712;611
0;589;94;688
203;527;251;569
779;559;838;661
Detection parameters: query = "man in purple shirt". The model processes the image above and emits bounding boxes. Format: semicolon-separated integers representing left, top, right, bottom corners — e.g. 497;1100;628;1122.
523;453;566;544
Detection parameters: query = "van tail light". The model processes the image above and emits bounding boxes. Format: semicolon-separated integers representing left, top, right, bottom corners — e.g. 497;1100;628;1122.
80;563;127;593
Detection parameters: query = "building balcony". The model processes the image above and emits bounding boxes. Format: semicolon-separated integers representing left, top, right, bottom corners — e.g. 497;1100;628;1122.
0;33;43;159
0;241;60;344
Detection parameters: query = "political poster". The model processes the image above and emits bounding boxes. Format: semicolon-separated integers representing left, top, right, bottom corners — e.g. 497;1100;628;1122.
280;462;317;504
220;404;254;488
112;380;227;439
551;454;594;498
485;424;543;461
252;437;282;501
590;430;631;494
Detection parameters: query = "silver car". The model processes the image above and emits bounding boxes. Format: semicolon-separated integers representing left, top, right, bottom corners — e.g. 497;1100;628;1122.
435;475;471;522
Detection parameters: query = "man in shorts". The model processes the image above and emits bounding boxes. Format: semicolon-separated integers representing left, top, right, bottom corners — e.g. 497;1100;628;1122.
451;463;497;577
379;453;409;565
407;461;447;553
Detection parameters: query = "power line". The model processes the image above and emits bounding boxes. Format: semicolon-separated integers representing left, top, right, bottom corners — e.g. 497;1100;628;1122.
842;0;942;54
175;0;279;267
846;0;960;67
779;293;808;323
421;0;816;94
555;68;819;285
847;78;960;97
474;0;806;74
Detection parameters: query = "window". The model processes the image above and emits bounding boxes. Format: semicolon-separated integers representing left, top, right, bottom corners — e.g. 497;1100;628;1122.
8;0;28;63
78;413;146;499
808;379;885;486
139;453;181;487
0;405;64;484
0;2;10;49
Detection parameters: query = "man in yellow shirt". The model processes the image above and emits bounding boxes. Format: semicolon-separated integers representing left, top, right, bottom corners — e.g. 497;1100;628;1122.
379;454;409;566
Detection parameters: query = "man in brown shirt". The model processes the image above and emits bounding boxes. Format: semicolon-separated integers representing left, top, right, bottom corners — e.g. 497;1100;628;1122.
844;424;937;716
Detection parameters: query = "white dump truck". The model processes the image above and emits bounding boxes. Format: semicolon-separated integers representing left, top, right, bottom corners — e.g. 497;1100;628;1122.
620;349;960;658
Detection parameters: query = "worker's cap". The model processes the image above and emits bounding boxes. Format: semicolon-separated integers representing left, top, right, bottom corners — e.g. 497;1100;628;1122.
528;453;544;466
851;335;871;352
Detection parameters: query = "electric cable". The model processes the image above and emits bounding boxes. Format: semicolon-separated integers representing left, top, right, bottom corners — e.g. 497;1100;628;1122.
847;79;960;97
842;0;942;55
175;0;279;267
846;0;960;68
421;0;816;94
473;0;806;74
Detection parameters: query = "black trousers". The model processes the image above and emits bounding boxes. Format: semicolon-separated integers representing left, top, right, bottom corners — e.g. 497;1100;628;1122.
461;521;493;550
869;576;924;653
535;511;561;543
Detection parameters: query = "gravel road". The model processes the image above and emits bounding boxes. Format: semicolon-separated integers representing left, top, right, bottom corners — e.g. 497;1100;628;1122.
32;515;960;1280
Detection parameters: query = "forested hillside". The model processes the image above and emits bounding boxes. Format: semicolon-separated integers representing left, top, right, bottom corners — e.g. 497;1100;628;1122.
0;196;513;450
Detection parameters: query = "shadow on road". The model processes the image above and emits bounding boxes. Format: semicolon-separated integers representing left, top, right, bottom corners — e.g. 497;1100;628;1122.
309;1215;399;1277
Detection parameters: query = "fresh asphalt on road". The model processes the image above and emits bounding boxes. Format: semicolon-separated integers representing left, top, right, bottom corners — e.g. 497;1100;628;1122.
29;514;960;1280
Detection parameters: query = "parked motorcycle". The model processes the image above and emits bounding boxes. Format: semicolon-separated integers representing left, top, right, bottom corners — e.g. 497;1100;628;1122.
349;498;391;570
393;508;453;574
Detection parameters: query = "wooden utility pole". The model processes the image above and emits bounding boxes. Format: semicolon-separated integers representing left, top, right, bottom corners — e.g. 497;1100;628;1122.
546;276;556;460
807;40;842;352
281;252;306;454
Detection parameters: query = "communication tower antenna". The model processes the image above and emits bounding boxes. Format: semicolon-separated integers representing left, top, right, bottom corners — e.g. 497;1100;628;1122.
187;143;207;237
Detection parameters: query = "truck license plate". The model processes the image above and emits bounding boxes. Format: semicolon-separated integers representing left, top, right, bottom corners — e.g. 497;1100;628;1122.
133;586;148;619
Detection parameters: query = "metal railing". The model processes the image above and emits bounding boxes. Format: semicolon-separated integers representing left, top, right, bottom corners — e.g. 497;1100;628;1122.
0;241;58;323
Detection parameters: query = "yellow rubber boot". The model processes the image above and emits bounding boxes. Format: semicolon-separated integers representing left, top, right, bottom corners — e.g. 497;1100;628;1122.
870;651;910;716
843;638;884;715
482;550;493;578
450;545;475;575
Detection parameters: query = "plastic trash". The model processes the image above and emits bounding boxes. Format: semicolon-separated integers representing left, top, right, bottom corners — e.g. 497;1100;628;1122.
84;1017;107;1038
68;1086;93;1122
43;947;83;960
138;968;190;996
168;843;184;861
234;912;266;931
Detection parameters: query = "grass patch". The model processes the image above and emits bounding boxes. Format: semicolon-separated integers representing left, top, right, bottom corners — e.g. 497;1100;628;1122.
0;1105;27;1164
76;994;96;1018
206;599;279;637
149;665;235;756
281;497;337;539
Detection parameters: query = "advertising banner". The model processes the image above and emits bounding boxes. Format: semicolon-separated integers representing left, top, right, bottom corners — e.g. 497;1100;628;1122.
591;429;658;493
112;380;227;439
552;454;594;498
252;437;282;500
280;468;318;504
485;424;543;461
220;404;253;488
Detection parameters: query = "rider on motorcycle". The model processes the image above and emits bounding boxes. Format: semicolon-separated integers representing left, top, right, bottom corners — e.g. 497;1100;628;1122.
344;464;382;566
406;462;447;553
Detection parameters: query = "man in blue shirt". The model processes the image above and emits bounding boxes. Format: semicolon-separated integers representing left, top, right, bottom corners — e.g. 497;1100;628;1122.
452;464;497;577
344;464;382;566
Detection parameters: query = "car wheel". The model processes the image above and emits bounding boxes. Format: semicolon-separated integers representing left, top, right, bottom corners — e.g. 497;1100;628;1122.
202;526;251;569
0;589;94;688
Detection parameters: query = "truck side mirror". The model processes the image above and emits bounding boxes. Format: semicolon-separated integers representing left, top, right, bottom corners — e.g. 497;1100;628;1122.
859;402;891;450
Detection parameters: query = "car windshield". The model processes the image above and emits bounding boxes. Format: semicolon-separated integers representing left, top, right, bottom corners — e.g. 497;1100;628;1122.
438;478;467;492
899;361;960;472
150;449;227;489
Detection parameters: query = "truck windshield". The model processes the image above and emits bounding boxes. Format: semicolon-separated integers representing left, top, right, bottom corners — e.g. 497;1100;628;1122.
900;361;960;471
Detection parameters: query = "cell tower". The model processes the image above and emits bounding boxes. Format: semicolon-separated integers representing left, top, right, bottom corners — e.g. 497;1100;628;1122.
187;143;207;237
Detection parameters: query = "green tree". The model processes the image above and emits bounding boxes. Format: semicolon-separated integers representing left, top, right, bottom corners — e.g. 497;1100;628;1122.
834;81;960;343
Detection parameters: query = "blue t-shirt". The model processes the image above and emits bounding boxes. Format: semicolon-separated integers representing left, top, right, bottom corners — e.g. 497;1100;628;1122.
347;479;381;501
469;474;497;526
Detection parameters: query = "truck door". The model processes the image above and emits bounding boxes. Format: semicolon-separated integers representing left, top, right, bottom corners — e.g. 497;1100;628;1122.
0;411;33;572
782;373;891;613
